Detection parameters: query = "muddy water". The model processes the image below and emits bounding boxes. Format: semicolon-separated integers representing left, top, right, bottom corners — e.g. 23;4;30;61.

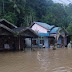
0;48;72;72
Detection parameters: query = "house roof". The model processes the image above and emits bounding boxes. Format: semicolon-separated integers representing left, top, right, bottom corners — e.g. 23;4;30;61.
13;27;39;38
13;27;25;33
0;24;15;35
31;21;67;35
33;22;54;30
19;27;39;38
0;19;17;29
50;27;60;33
0;19;39;37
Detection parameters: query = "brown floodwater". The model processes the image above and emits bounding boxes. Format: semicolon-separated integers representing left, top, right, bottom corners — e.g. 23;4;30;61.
0;48;72;72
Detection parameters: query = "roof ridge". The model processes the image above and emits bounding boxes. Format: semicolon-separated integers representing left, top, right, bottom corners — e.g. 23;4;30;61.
0;19;17;28
0;24;15;33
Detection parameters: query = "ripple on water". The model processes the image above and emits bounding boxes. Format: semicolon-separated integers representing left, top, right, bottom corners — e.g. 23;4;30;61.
52;67;71;72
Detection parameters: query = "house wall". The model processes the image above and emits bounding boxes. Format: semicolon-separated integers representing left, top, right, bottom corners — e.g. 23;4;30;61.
0;36;19;51
25;38;31;47
50;33;56;39
44;37;49;48
36;37;49;48
57;36;64;48
31;24;48;33
25;37;50;48
25;38;39;48
57;37;63;44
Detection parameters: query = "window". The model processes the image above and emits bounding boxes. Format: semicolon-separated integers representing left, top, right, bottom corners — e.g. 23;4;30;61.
40;40;44;45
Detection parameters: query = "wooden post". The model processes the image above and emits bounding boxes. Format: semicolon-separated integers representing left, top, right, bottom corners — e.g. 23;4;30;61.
24;38;26;51
19;35;20;50
63;37;65;48
31;38;32;50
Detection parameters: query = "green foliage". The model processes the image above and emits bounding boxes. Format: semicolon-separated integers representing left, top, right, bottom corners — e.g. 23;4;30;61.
0;0;72;30
66;23;72;34
2;12;17;25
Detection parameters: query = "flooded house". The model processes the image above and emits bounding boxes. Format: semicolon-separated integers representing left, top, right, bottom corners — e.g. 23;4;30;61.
13;27;39;50
0;19;39;51
30;22;69;48
0;19;17;50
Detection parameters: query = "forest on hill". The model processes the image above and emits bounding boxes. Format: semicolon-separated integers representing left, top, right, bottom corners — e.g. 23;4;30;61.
0;0;72;34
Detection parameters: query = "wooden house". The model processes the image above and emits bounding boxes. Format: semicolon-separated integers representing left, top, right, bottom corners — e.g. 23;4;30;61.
13;27;39;50
0;19;39;51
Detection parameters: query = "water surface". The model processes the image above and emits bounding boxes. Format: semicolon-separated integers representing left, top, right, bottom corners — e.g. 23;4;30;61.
0;48;72;72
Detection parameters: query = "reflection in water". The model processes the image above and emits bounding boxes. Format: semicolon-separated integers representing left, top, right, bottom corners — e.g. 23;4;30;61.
37;50;50;72
0;48;72;72
53;67;71;72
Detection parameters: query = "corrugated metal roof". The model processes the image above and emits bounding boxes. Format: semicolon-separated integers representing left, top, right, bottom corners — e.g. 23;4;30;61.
50;27;60;33
13;27;39;38
33;22;62;34
13;27;25;32
0;19;17;29
34;22;54;30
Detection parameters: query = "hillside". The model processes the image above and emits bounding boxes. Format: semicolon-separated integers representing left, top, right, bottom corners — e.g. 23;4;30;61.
0;0;72;33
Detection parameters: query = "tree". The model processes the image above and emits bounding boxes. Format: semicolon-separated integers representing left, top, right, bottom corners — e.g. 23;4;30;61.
66;23;72;34
0;0;72;29
3;12;17;25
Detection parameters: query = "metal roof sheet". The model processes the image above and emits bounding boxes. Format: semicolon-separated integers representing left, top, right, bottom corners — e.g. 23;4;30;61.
34;22;54;30
50;27;60;33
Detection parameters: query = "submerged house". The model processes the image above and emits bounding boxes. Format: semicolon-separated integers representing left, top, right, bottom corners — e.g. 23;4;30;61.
30;22;69;48
0;19;39;51
13;27;39;50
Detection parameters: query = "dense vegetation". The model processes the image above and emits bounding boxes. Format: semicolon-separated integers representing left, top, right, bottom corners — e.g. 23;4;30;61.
0;0;72;34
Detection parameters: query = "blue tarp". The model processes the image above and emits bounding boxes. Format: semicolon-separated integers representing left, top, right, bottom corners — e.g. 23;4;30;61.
38;33;49;36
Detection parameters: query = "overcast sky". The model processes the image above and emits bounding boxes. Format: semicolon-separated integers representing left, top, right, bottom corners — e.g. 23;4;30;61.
53;0;72;5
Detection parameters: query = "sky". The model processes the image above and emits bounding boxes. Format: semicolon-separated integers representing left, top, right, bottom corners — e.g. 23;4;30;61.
52;0;72;5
